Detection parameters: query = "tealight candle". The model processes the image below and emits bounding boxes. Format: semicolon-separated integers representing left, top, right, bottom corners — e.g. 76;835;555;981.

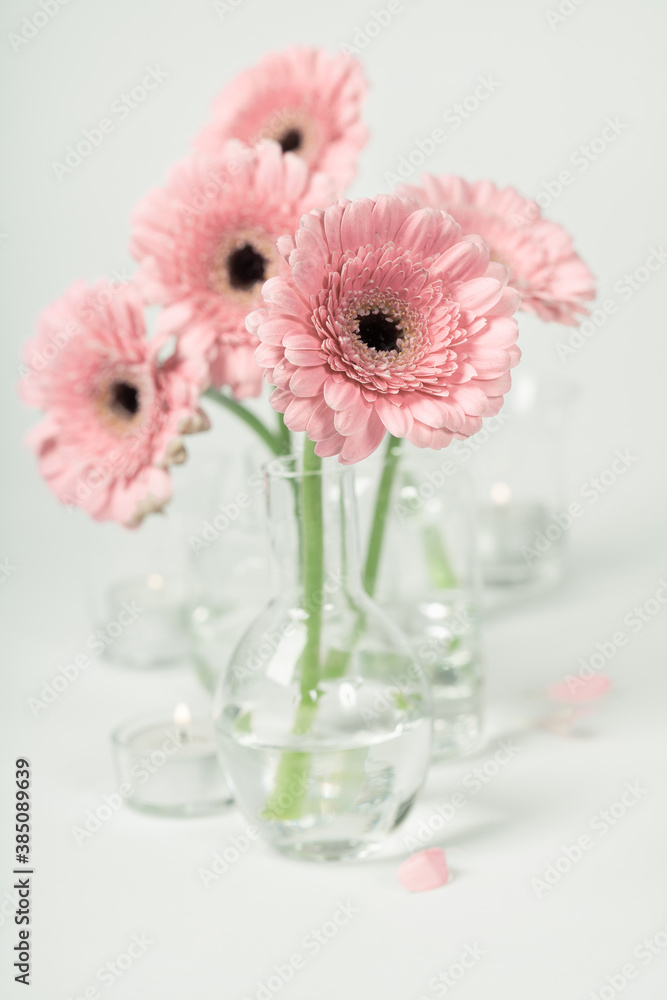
111;704;232;816
102;572;190;669
477;483;562;586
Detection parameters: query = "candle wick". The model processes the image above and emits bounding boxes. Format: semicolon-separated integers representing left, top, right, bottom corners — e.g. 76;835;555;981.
178;727;189;744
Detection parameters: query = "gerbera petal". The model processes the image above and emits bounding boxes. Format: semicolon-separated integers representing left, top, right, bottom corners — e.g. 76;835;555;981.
429;236;489;284
486;286;522;317
262;276;308;315
452;277;504;312
269;387;292;412
284;349;325;367
340;198;376;250
257;316;312;346
338;410;386;464
334;402;369;436
289;364;329;397
323;376;362;411
428;427;455;449
255;342;285;367
406;420;437;448
306;398;337;440
374;395;414;436
371;194;410;243
466;348;515;377
395;207;460;258
272;357;298;389
314;431;346;458
284;394;318;431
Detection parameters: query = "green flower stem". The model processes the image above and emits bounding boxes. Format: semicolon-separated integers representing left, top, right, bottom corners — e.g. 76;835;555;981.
204;388;285;456
398;465;459;592
362;434;401;597
263;438;323;821
203;392;315;820
423;523;458;590
300;438;324;694
304;434;402;690
262;702;317;821
276;411;292;456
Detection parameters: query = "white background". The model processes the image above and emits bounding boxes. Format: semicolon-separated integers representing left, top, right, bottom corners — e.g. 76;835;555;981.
1;0;667;997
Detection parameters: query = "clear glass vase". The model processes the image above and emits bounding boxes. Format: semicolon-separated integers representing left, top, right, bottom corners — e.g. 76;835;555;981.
358;443;483;760
213;455;433;861
186;453;275;694
467;372;577;601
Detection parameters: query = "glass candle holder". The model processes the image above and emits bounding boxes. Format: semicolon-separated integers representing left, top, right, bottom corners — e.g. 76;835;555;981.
111;704;232;816
467;373;577;596
84;443;268;672
84;507;193;670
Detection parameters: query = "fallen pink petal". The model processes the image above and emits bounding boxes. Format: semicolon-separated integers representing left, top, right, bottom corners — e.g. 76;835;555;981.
547;675;612;704
397;848;450;892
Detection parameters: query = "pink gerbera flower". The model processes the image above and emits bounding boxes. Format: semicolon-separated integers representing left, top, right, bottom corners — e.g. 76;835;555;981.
194;47;368;192
250;195;521;464
21;281;209;527
397;176;595;325
130;140;335;398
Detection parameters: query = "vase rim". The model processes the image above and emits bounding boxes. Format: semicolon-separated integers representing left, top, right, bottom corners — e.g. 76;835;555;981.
262;454;353;481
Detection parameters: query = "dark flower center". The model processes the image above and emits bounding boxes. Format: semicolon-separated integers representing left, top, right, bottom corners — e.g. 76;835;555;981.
227;243;267;290
110;380;140;417
279;128;302;153
357;313;401;353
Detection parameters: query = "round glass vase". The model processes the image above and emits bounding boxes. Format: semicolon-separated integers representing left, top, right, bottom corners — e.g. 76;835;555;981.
359;442;483;760
213;453;433;862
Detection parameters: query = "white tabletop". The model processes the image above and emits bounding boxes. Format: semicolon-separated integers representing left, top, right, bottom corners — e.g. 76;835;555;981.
2;0;666;997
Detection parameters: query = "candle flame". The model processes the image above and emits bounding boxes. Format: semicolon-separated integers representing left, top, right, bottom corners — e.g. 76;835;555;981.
490;482;511;505
173;703;191;729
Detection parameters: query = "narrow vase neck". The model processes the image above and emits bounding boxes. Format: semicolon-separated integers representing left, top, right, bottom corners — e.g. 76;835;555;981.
266;459;363;600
